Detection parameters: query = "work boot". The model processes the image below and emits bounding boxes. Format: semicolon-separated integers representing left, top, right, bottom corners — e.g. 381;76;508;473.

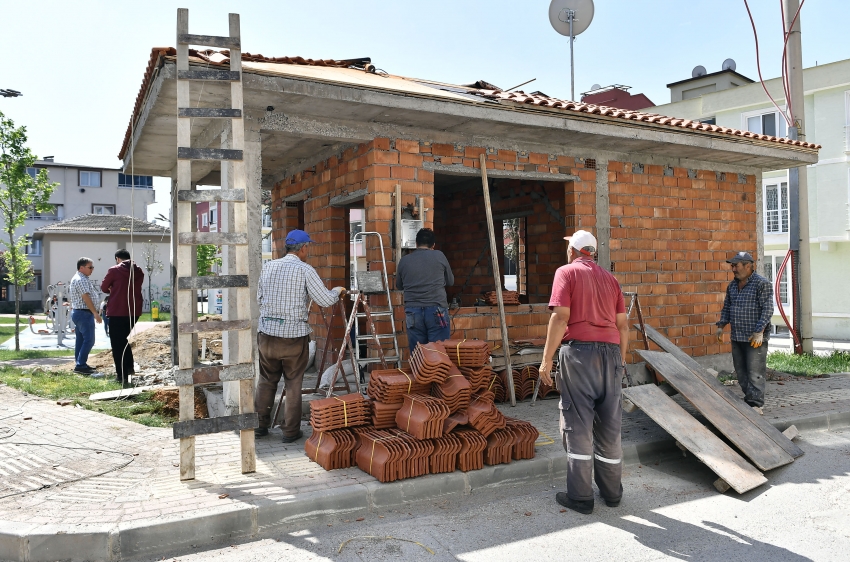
281;430;303;443
254;427;269;437
556;492;593;515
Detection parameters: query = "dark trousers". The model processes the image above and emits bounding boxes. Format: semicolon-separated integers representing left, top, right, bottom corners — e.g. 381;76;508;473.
255;332;310;437
557;341;624;503
731;338;768;407
405;306;450;353
108;316;139;382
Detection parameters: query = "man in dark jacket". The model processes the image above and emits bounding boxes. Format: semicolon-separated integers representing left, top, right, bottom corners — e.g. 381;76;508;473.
101;249;145;384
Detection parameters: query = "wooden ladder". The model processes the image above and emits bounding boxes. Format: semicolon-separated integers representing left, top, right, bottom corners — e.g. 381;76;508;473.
173;8;257;481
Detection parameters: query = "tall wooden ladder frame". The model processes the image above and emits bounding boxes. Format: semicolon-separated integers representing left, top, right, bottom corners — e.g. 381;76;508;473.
172;9;257;481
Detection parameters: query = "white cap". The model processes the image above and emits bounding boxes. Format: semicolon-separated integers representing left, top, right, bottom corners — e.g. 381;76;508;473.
564;230;598;256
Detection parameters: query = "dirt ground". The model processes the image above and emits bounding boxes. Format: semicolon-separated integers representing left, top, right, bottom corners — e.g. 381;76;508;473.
153;387;209;419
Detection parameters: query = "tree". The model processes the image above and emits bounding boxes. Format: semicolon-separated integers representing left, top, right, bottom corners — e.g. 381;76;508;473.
0;111;57;350
141;243;164;314
196;245;221;314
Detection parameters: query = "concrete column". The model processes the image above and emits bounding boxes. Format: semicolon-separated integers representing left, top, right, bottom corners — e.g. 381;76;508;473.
221;123;240;415
755;174;765;276
594;159;611;271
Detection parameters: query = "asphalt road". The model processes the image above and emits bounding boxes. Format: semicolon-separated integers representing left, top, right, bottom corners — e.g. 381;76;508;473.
140;428;850;562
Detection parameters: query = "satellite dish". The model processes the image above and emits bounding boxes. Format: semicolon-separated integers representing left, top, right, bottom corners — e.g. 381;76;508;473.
549;0;595;37
692;65;707;78
722;58;737;72
591;83;601;91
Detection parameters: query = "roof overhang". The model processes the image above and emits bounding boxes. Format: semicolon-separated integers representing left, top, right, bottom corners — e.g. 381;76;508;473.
122;56;818;186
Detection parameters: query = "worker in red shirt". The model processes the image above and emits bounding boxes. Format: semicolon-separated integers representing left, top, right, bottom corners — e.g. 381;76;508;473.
539;230;629;515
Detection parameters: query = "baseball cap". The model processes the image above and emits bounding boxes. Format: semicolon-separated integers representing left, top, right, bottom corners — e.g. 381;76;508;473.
726;251;754;264
285;229;313;244
564;230;598;256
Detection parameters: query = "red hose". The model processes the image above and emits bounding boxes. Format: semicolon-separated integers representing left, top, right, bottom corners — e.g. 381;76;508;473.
775;249;801;353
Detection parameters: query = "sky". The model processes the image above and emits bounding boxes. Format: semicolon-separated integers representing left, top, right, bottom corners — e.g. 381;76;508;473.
2;0;848;224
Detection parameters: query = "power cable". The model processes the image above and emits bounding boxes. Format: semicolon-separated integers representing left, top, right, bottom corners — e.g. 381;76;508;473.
743;0;794;129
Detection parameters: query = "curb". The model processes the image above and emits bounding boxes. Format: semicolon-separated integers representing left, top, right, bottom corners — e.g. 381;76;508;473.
0;410;845;561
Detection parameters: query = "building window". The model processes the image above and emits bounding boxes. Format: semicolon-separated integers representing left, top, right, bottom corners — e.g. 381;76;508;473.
700;117;717;125
262;234;272;253
25;239;42;256
93;204;115;215
79;170;101;187
118;173;153;188
27;204;62;220
764;181;789;234
503;217;526;295
25;271;42;292
202;213;208;227
764;255;790;308
262;208;272;228
745;110;787;138
209;208;217;225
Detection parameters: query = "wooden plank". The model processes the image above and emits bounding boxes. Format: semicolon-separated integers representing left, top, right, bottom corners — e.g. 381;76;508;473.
179;319;252;334
480;153;515;406
637;350;793;471
175;363;254;386
89;387;150;401
177;33;240;49
177;189;245;202
177;70;240;81
178;275;249;290
624;383;767;494
178;108;242;119
239;377;256;474
639;324;804;459
178;147;243;161
178;232;248;246
178;383;195;481
172;413;258;439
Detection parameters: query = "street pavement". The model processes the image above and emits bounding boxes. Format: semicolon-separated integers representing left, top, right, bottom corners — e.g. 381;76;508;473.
0;321;158;351
135;426;850;562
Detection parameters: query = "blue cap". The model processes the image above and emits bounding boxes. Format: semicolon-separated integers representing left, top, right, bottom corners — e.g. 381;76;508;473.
285;229;313;244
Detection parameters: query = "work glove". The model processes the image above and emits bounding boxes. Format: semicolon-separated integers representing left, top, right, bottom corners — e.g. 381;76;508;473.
715;326;724;343
333;287;347;299
749;331;764;348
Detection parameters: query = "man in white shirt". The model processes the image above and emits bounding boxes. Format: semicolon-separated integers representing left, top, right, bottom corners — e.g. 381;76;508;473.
68;257;103;374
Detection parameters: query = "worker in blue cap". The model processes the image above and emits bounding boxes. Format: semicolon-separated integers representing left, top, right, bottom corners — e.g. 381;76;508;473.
255;229;346;442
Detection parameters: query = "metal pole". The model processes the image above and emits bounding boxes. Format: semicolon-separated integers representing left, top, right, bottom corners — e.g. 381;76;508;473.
568;10;575;101
783;0;813;353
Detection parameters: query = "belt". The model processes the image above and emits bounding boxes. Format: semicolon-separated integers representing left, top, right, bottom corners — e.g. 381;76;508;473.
72;308;92;312
563;340;618;348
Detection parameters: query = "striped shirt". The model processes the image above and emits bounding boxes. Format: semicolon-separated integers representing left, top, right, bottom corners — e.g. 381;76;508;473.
69;271;99;311
257;254;341;338
717;272;774;342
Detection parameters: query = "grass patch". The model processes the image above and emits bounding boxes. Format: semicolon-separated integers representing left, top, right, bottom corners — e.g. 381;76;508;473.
767;350;850;377
0;366;175;427
136;312;171;323
0;349;75;361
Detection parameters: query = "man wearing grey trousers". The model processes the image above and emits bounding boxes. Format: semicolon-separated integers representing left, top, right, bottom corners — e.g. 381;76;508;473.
539;230;630;515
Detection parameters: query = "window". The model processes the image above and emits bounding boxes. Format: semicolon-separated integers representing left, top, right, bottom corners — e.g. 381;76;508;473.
118;173;153;188
262;208;272;228
764;181;789;233
25;271;42;292
764;255;790;307
25;239;42;256
202;213;208;227
26;167;41;179
262;235;272;253
209;208;217;225
700;117;717;125
503;217;526;295
92;204;115;215
27;204;61;220
745;110;787;138
79;170;101;187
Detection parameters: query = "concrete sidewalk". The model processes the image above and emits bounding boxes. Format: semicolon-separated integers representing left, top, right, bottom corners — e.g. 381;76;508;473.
0;321;160;352
0;375;849;561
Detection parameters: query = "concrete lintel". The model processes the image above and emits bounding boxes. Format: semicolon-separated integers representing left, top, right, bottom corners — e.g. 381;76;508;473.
329;188;368;206
425;161;579;183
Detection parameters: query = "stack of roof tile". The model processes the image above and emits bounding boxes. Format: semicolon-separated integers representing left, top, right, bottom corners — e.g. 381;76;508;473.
371;400;403;429
410;342;453;384
537;377;559;399
519;366;538;400
395;394;451;440
505;417;539;460
389;429;434;479
483;291;520;305
454;428;488;472
495;369;523;403
441;339;491;367
355;429;408;483
489;374;507;403
367;367;430;403
442;410;468;434
304;428;356;470
466;393;506;436
429;433;463;474
431;365;472;413
483;427;515;466
310;393;371;431
459;365;494;393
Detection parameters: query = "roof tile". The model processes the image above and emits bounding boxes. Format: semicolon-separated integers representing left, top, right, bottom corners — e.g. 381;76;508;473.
36;214;170;235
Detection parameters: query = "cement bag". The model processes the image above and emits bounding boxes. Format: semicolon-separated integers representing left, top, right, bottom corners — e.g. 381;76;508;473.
320;360;355;388
306;340;316;371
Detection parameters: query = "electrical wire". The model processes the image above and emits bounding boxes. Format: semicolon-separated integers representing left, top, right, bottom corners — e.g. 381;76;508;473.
743;0;794;129
779;0;807;127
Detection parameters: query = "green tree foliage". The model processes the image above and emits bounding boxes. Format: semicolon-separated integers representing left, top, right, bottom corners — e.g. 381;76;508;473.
141;243;164;313
196;244;221;277
0;111;58;350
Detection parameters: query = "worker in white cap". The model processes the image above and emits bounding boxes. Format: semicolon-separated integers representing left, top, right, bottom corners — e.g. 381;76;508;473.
539;229;629;515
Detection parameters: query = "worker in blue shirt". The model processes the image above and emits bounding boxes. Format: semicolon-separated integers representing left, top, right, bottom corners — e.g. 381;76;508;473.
715;251;774;414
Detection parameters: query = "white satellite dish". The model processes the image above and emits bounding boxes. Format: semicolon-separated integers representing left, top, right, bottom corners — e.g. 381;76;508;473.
692;65;707;78
590;83;601;91
549;0;595;36
548;0;595;101
722;58;737;72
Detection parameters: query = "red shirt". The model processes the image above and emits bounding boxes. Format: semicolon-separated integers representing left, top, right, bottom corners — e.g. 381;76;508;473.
100;260;145;317
548;257;625;345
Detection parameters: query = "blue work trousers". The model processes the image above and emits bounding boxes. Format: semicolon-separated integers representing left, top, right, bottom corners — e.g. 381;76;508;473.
71;309;96;369
405;306;450;354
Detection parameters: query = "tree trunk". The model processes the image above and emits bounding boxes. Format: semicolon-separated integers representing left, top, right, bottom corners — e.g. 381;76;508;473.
14;284;20;352
148;279;152;317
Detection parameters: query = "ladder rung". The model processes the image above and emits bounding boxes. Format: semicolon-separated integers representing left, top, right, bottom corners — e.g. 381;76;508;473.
175;363;254;386
177;275;249;291
356;334;396;340
177;33;240;49
178;70;241;81
178;232;248;246
179;319;251;334
177;189;245;203
178;147;243;161
173;413;257;439
356;311;393;317
179;108;242;119
358;356;400;365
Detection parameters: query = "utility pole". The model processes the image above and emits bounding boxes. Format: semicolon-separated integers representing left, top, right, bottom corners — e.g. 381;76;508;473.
783;0;813;353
